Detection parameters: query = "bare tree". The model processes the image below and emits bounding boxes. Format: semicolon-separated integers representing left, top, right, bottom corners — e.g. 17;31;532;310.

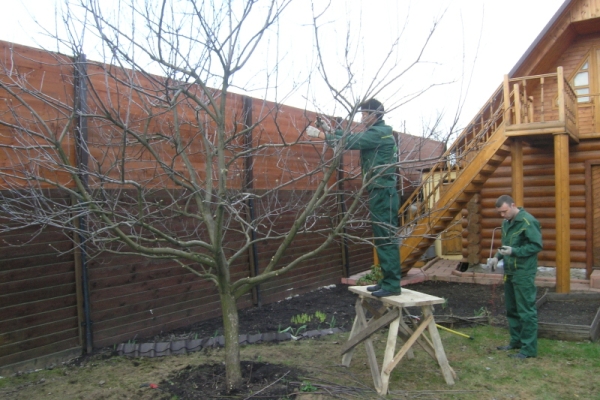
0;0;460;390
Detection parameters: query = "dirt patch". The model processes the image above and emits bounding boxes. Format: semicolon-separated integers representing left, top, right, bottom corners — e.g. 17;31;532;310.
145;284;358;343
144;281;598;344
537;298;600;325
164;361;305;399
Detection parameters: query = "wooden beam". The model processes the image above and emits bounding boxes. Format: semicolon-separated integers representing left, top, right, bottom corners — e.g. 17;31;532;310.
554;133;571;293
511;138;524;206
557;66;566;123
382;314;433;375
422;306;455;385
380;315;401;394
503;75;511;126
340;308;400;355
505;128;566;136
505;120;564;132
514;84;522;125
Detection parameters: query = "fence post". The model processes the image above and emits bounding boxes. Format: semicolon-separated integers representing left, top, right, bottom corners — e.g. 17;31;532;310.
73;53;93;354
242;96;261;306
337;117;350;278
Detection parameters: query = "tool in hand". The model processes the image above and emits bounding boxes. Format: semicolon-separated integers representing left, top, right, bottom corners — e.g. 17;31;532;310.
315;116;332;133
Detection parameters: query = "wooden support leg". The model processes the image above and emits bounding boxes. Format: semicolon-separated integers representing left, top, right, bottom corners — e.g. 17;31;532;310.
383;314;433;377
379;314;400;395
342;297;382;391
422;305;455;385
401;309;457;380
398;318;430;359
341;298;362;367
396;324;415;360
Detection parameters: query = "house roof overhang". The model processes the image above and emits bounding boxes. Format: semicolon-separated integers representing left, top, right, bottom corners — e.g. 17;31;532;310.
509;0;600;78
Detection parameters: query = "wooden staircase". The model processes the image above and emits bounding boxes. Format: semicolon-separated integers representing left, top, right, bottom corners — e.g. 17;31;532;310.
398;85;511;274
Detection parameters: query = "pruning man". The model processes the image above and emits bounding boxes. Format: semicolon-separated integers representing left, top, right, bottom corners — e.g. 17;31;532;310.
306;99;401;297
488;195;543;359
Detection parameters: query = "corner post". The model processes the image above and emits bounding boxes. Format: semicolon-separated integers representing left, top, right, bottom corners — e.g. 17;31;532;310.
554;132;571;293
511;138;524;206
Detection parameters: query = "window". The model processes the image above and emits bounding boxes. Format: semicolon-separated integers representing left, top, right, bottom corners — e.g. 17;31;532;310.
572;59;590;102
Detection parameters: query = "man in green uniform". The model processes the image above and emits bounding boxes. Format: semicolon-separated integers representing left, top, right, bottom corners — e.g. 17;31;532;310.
307;99;401;297
488;195;543;359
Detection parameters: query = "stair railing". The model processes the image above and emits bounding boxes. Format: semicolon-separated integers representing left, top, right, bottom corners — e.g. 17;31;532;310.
398;84;507;228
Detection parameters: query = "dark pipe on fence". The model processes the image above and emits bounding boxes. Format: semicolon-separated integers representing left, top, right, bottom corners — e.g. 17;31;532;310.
336;117;350;277
243;96;261;306
74;54;93;354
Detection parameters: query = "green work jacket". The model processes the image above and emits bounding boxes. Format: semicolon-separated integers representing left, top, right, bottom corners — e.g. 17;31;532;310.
324;120;397;191
495;208;543;276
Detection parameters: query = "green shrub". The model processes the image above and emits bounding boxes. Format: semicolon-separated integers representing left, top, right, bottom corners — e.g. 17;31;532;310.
356;264;383;285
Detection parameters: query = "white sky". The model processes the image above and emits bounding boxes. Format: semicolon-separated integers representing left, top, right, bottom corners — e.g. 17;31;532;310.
2;0;566;136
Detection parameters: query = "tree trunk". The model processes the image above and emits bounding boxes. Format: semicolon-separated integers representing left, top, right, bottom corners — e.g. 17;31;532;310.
220;289;242;390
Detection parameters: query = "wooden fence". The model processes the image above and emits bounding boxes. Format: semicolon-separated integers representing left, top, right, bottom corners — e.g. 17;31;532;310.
0;41;374;373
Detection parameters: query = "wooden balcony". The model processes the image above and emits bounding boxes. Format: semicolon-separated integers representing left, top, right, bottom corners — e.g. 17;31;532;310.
503;67;579;143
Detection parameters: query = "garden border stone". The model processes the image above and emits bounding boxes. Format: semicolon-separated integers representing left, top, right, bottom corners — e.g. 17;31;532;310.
116;328;345;358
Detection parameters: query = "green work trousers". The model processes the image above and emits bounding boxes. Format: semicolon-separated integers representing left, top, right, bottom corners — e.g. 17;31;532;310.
504;274;538;357
369;187;401;292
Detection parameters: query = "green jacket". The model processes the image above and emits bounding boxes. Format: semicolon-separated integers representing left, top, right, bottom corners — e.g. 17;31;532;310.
495;208;543;276
324;120;397;190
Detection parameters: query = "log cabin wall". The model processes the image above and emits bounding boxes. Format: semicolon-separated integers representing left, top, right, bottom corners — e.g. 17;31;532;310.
478;31;600;268
0;41;377;372
479;141;586;268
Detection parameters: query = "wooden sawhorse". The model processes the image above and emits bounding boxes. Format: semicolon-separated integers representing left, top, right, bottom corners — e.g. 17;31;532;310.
341;286;456;395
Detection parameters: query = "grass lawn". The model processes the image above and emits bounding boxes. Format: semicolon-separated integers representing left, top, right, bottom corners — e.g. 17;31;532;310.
1;325;599;399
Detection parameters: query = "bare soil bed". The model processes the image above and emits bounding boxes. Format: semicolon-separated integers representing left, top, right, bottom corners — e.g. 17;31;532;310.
150;281;596;344
153;281;506;344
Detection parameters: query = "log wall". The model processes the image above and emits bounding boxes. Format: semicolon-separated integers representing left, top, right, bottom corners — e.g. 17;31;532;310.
477;32;600;268
479;136;600;268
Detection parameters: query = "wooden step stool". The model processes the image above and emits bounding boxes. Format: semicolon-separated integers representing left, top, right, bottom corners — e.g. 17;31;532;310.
341;286;456;395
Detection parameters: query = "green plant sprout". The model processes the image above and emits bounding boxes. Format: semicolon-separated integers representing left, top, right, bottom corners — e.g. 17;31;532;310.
441;297;448;309
314;311;326;323
278;325;307;337
474;307;490;317
300;380;317;392
328;316;336;329
291;313;311;325
356;264;383;285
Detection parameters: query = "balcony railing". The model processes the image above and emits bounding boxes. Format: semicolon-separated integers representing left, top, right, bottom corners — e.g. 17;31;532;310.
503;66;579;142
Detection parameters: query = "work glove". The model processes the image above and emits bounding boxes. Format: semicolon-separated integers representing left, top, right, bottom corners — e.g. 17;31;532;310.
498;246;513;256
306;126;321;138
487;257;498;271
315;116;332;133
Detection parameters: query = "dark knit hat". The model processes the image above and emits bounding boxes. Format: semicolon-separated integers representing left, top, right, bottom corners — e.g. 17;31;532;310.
359;98;384;120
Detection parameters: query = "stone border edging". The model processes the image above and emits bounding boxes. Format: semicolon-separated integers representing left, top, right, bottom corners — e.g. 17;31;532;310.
116;328;345;358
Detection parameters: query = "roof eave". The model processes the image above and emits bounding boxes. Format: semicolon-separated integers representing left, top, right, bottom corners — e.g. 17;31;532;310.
508;0;574;78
